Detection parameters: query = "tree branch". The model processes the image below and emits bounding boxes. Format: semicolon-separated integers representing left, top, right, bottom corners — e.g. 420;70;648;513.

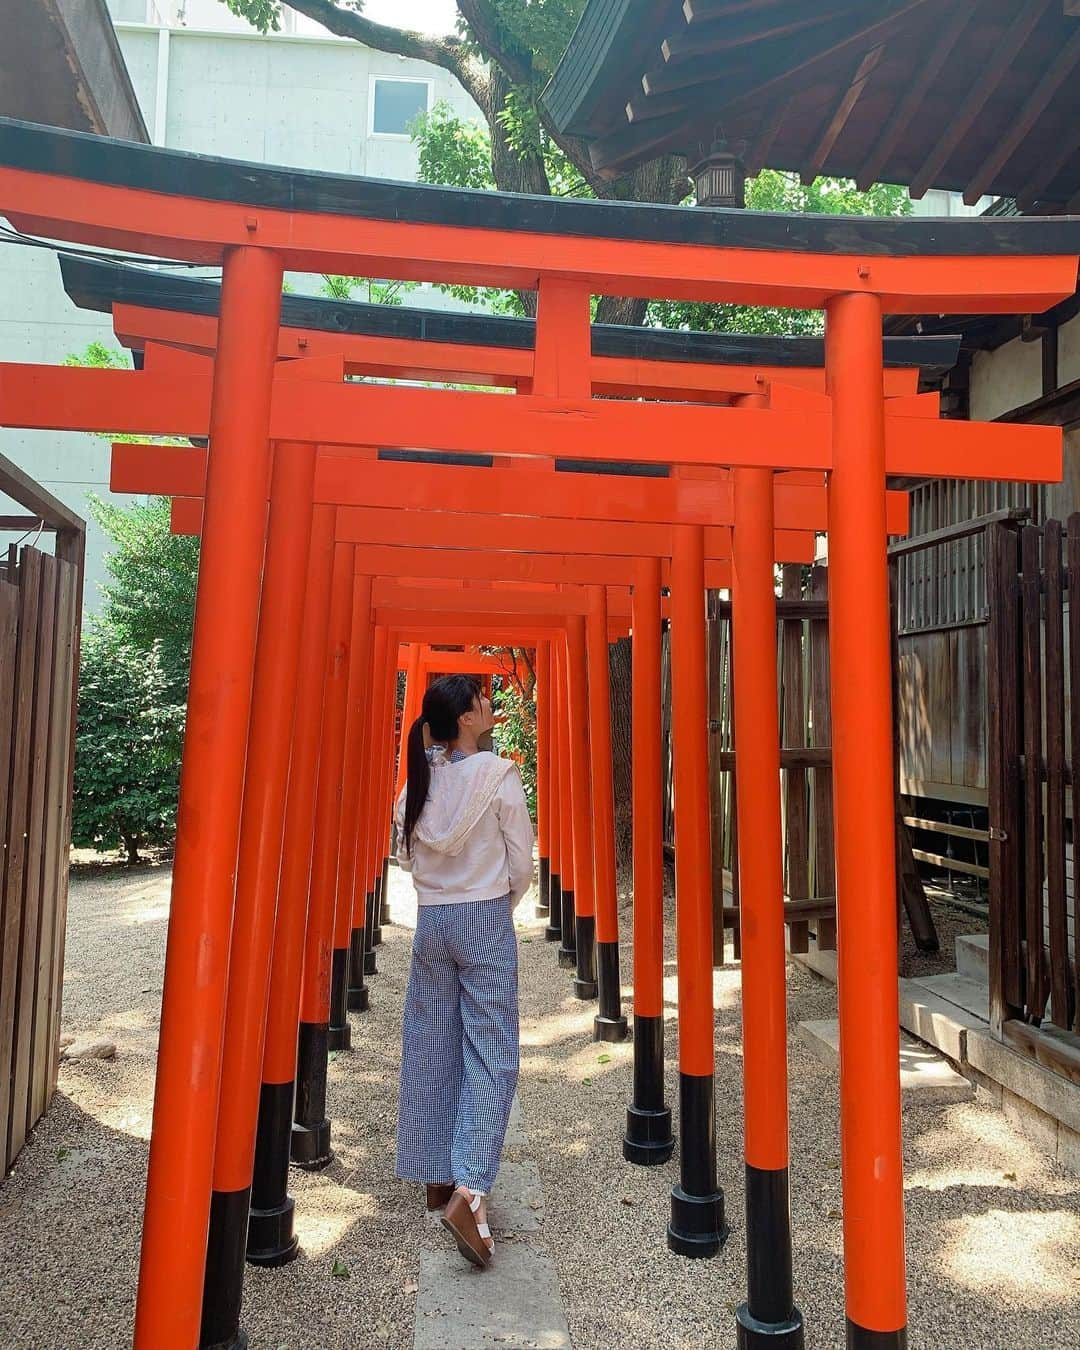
456;1;535;91
281;1;490;106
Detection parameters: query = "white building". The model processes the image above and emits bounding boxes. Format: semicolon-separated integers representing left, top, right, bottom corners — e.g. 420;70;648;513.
0;0;481;613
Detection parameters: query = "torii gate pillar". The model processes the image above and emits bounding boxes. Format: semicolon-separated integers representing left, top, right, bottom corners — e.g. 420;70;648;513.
827;292;907;1350
134;245;283;1350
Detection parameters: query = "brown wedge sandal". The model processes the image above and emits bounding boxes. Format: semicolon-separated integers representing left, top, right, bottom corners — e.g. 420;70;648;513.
441;1186;494;1268
426;1183;455;1211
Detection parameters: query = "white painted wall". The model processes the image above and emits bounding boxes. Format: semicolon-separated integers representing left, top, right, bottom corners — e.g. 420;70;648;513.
0;10;482;615
969;333;1044;423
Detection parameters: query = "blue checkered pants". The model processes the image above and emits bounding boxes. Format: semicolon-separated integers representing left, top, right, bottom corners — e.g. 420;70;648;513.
395;895;519;1195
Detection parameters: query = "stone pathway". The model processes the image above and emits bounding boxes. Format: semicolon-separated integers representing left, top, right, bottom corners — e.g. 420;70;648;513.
391;875;573;1350
413;1095;571;1350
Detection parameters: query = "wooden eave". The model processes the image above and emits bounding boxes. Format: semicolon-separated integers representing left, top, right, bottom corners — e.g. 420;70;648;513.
544;0;1080;208
0;0;147;143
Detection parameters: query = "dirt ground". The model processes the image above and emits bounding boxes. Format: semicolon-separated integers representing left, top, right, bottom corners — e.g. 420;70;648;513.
0;860;1077;1348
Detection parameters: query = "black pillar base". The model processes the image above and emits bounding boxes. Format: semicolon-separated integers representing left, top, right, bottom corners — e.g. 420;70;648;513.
292;1022;332;1169
736;1305;805;1349
574;914;597;999
594;941;625;1037
536;856;550;916
380;856;391;924
201;1188;250;1350
626;1016;672;1163
667;1183;728;1258
202;1333;248;1350
545;873;562;941
250;1080;296;1264
594;1013;629;1040
327;1022;351;1052
370;872;383;947
845;1324;907;1349
623;1104;675;1165
289;1118;332;1170
744;1165;798;1340
346;927;368;1011
327;948;351;1051
559;886;576;963
557;949;576;970
363;891;379;973
668;1071;726;1258
246;1195;299;1268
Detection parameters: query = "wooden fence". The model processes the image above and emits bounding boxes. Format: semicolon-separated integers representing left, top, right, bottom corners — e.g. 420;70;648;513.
662;564;838;960
1;455;84;1172
988;516;1079;1059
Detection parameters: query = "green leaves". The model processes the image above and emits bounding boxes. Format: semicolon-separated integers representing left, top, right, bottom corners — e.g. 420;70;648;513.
71;495;196;859
331;1258;351;1279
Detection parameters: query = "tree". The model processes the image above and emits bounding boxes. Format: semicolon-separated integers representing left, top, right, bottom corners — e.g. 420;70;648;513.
87;494;199;704
72;628;185;861
221;0;686;320
70;487;198;858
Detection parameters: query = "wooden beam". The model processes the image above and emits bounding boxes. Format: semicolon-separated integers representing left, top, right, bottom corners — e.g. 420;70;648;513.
1016;139;1080;211
661;5;858;67
743;95;792;177
908;0;1051;200
962;28;1080;205
0;450;84;534
800;42;885;186
855;0;976;191
0;516;45;531
628;0;933;129
1;363;1065;482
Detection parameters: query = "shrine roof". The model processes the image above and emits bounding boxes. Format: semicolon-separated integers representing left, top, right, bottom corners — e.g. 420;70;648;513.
59;254;959;375
3;116;1079;259
544;1;1080;209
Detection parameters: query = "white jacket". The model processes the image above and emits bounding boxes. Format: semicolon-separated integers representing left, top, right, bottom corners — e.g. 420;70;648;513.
394;749;535;907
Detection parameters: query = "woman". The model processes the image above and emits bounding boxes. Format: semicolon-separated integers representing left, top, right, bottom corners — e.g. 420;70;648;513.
394;674;535;1268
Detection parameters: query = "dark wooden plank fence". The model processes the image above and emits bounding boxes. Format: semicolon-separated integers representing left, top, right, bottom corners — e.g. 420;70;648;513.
988;516;1080;1050
663;564;839;959
1;452;84;1173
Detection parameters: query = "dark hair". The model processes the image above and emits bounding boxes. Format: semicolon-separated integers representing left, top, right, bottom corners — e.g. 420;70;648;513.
402;674;483;854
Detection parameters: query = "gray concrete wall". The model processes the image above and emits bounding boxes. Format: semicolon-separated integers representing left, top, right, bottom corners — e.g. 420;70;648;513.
0;12;481;616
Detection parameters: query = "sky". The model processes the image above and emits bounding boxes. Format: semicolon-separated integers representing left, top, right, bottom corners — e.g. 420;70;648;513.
346;0;459;34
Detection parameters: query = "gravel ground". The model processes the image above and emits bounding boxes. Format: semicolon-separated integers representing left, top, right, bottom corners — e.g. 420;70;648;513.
1;859;1078;1349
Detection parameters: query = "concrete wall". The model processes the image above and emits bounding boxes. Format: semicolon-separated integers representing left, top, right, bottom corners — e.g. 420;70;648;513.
0;13;481;616
969;333;1044;423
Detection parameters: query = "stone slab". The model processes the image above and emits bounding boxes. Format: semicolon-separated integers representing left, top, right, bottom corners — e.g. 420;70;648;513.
415;1244;571;1350
955;932;989;983
899;977;987;1065
487;1160;544;1234
910;972;989;1023
967;1029;1080;1135
790;943;837;983
796;1019;974;1103
505;1094;527;1149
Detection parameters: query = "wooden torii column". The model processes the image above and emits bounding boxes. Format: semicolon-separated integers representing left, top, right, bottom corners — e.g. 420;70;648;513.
1;118;1074;1350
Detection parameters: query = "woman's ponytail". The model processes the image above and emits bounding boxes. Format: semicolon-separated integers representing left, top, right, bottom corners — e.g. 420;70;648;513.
402;714;430;856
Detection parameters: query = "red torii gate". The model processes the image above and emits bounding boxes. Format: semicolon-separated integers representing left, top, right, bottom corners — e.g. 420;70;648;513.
0;116;1074;1350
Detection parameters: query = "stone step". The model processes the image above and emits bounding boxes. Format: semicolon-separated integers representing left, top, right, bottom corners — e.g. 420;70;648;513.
898;977;987;1065
910;971;990;1024
955;932;989;983
795;1019;974;1104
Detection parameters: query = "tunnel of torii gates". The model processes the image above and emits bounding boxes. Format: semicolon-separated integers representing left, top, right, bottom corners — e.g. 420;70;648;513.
0;120;1076;1350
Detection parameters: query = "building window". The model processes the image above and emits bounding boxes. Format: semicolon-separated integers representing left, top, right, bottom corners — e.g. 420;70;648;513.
370;77;432;137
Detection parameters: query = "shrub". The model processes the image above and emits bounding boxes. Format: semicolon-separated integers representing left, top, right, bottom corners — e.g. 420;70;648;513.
72;629;185;861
